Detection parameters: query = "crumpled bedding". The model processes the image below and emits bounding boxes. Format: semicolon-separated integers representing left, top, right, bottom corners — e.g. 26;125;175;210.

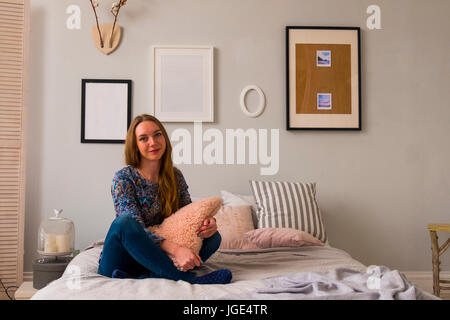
30;241;437;300
215;266;439;300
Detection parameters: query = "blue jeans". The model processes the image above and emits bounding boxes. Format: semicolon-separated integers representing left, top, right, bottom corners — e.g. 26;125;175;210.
97;214;222;283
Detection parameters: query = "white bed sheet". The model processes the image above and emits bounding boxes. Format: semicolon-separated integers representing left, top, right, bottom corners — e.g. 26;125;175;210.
31;243;367;300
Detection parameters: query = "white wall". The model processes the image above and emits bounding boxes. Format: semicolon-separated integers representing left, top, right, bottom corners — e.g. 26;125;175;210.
24;0;450;272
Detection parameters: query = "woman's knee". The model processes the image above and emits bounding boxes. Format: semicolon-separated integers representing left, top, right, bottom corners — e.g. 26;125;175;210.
210;231;222;249
111;214;141;234
199;231;222;262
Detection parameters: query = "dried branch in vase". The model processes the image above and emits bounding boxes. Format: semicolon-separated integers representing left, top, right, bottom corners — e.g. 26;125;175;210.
88;0;129;51
109;0;127;48
89;0;104;48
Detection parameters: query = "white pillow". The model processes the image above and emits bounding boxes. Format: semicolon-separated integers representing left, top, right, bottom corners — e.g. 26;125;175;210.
220;190;258;228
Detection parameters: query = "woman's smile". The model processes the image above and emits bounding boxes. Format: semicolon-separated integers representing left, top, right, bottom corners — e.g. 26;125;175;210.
135;121;167;161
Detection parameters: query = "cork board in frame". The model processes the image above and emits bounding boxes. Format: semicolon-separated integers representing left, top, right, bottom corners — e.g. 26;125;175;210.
286;27;361;130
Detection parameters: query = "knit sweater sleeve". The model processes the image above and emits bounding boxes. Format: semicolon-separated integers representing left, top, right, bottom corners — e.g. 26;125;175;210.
111;172;165;245
174;167;192;209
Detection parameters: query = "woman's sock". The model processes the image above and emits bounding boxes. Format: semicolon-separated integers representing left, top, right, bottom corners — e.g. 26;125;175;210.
111;269;132;279
194;269;232;285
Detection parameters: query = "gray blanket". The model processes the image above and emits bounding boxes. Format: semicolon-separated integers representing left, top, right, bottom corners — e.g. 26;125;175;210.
218;266;440;300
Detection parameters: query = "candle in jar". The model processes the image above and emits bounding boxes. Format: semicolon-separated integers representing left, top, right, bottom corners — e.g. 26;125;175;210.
56;234;70;252
44;234;57;253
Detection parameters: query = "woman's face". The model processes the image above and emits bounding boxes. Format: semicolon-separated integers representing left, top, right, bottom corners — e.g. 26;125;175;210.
135;120;167;162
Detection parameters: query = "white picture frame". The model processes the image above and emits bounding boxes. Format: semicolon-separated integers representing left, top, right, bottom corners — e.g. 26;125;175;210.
152;45;214;122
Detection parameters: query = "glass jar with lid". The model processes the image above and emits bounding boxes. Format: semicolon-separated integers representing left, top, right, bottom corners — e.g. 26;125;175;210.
37;209;75;257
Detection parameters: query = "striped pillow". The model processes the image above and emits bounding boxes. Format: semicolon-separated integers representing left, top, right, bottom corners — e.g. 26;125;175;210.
249;180;327;244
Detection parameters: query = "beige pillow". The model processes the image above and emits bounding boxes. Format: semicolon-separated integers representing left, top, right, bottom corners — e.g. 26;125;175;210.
244;228;324;249
215;205;259;250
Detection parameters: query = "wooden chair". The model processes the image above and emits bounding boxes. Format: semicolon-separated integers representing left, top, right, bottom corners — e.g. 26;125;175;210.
428;223;450;297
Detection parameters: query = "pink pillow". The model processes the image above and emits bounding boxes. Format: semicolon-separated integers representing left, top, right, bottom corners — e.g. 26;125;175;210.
244;228;324;249
148;197;222;270
215;205;259;250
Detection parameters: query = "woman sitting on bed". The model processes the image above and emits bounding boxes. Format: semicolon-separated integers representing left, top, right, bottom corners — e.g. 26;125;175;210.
97;114;232;284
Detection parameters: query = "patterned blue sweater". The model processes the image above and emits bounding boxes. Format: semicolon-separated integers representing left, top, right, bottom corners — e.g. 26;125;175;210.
111;165;192;245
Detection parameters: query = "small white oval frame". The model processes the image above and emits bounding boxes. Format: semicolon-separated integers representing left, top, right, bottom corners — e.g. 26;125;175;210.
240;85;266;118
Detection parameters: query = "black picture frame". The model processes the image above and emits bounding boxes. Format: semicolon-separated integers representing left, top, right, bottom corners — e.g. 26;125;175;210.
286;26;361;130
81;79;132;143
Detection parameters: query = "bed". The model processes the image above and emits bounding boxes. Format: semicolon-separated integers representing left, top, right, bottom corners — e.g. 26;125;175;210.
31;188;439;300
30;240;438;300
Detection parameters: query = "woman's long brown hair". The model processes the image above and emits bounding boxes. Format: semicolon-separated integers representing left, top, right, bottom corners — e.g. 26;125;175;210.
124;114;179;218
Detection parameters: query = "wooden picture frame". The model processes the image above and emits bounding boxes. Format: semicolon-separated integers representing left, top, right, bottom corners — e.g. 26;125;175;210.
81;79;132;143
152;45;214;122
286;26;361;130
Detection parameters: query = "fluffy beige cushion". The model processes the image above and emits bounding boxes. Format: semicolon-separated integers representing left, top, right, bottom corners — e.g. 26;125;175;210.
215;205;259;250
244;228;324;249
148;197;222;270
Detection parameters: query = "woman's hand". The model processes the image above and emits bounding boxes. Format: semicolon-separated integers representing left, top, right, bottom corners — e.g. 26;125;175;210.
172;246;202;271
160;240;202;271
197;217;217;239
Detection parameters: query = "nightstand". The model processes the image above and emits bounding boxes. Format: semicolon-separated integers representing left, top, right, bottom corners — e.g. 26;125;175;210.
15;281;38;300
428;223;450;298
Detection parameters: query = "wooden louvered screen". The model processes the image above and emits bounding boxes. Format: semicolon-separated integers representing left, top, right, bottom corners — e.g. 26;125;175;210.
0;0;29;299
